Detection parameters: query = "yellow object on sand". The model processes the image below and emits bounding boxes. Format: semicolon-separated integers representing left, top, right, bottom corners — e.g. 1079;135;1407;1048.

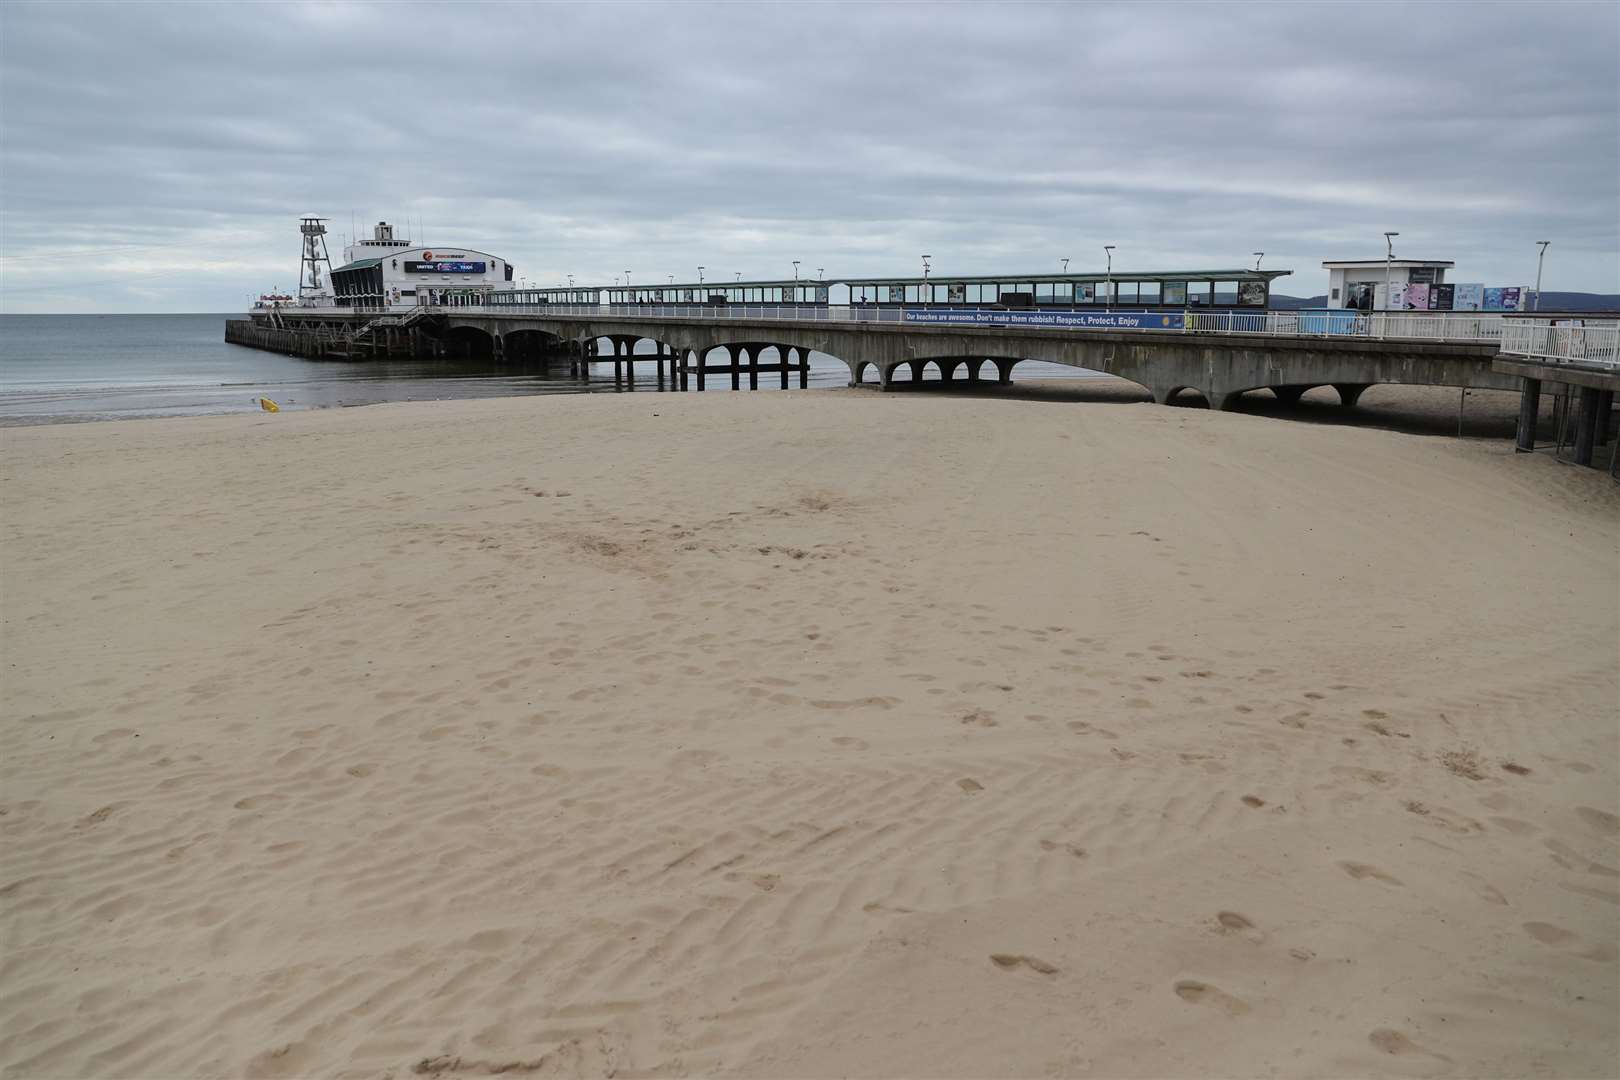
259;398;280;413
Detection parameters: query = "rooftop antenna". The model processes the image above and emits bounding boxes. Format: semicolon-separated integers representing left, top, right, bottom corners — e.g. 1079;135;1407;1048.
298;217;333;299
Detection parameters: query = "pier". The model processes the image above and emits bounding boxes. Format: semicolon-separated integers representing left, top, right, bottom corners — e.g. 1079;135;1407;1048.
229;306;1514;410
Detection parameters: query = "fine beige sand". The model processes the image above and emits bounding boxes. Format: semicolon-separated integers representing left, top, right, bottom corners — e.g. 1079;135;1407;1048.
2;388;1617;1078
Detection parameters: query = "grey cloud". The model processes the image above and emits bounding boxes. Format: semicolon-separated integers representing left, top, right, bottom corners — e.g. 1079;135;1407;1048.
0;0;1615;311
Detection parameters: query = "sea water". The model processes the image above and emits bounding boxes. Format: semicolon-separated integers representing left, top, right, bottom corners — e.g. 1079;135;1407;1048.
0;314;1102;426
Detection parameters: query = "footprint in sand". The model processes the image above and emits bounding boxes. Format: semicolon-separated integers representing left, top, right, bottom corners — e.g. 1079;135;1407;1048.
957;778;984;793
1339;861;1403;886
1215;911;1265;943
1522;921;1577;945
990;953;1059;975
1241;795;1266;808
1173;980;1249;1016
1369;1028;1450;1061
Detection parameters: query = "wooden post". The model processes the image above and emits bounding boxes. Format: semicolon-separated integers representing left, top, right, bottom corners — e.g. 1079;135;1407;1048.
1515;376;1541;453
1574;386;1600;466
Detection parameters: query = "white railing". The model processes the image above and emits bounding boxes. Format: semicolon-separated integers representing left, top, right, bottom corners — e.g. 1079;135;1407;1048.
435;301;1563;346
1498;318;1620;369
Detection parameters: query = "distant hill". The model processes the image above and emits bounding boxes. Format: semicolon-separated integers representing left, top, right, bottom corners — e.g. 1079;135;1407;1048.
1270;292;1620;312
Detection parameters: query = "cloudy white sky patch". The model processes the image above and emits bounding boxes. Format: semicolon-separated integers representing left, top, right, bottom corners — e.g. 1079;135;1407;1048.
1;0;1615;312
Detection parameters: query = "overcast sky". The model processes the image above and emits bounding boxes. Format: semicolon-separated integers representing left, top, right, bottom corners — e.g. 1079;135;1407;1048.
1;1;1616;313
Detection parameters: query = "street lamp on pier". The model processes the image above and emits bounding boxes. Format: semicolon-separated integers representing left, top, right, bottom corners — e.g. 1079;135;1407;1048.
921;254;931;307
1383;232;1399;313
1061;258;1069;273
817;267;824;280
1534;241;1550;310
697;266;705;286
1253;252;1264;271
1103;245;1115;311
792;260;800;281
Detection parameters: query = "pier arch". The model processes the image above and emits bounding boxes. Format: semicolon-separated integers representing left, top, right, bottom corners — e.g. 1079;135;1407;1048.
444;325;495;362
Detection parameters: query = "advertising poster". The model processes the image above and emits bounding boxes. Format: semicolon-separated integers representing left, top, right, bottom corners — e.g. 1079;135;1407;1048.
1162;282;1186;305
1237;281;1267;306
1408;266;1438;284
1501;287;1522;310
816;286;829;303
904;309;1184;330
1077;283;1097;303
1430;283;1455;310
887;285;906;303
1454;283;1484;310
1483;287;1506;311
1404;283;1430;310
947;283;966;303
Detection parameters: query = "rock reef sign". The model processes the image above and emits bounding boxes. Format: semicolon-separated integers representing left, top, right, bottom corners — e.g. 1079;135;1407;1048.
902;309;1185;330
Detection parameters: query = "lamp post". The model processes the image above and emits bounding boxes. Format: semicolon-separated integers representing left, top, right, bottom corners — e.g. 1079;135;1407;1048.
1061;258;1069;273
1534;240;1550;310
921;254;931;307
1383;231;1399;313
817;267;824;280
792;260;800;281
697;266;704;287
1253;251;1264;271
1103;245;1114;311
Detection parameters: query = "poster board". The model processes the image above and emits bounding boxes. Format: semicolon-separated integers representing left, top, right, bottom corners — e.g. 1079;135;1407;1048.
1454;283;1484;310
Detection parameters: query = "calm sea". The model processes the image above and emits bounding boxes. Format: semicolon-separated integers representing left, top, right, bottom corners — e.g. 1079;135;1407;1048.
0;314;1099;426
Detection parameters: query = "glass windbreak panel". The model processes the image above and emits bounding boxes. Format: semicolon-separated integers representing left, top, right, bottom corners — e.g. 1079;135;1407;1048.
903;285;918;303
1054;282;1073;301
1213;281;1239;304
1036;282;1056;301
1117;282;1138;304
1138;281;1161;304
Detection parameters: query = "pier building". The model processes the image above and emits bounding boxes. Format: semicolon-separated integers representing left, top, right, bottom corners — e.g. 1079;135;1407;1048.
329;221;516;311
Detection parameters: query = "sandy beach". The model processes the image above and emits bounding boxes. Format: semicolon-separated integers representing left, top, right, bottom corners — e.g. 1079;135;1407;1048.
2;387;1616;1078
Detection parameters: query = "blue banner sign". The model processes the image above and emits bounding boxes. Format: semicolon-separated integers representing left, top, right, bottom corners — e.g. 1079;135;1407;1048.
902;308;1185;330
405;260;487;274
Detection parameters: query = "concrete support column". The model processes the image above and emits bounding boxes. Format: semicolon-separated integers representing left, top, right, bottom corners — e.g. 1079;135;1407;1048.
696;348;707;392
1271;386;1305;406
1333;383;1371;408
731;346;743;391
800;347;809;389
1596;389;1615;444
1514;376;1541;453
1573;386;1600;466
780;346;791;390
995;359;1013;385
749;346;760;391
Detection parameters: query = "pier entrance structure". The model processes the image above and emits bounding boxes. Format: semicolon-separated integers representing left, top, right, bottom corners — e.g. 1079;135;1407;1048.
329;221;516;312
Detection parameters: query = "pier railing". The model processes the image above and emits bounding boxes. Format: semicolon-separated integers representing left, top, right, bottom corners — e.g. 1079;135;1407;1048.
449;302;1550;345
1498;318;1620;370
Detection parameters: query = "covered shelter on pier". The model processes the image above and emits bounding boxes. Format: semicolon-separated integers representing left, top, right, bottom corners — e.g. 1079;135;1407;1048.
841;269;1290;310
